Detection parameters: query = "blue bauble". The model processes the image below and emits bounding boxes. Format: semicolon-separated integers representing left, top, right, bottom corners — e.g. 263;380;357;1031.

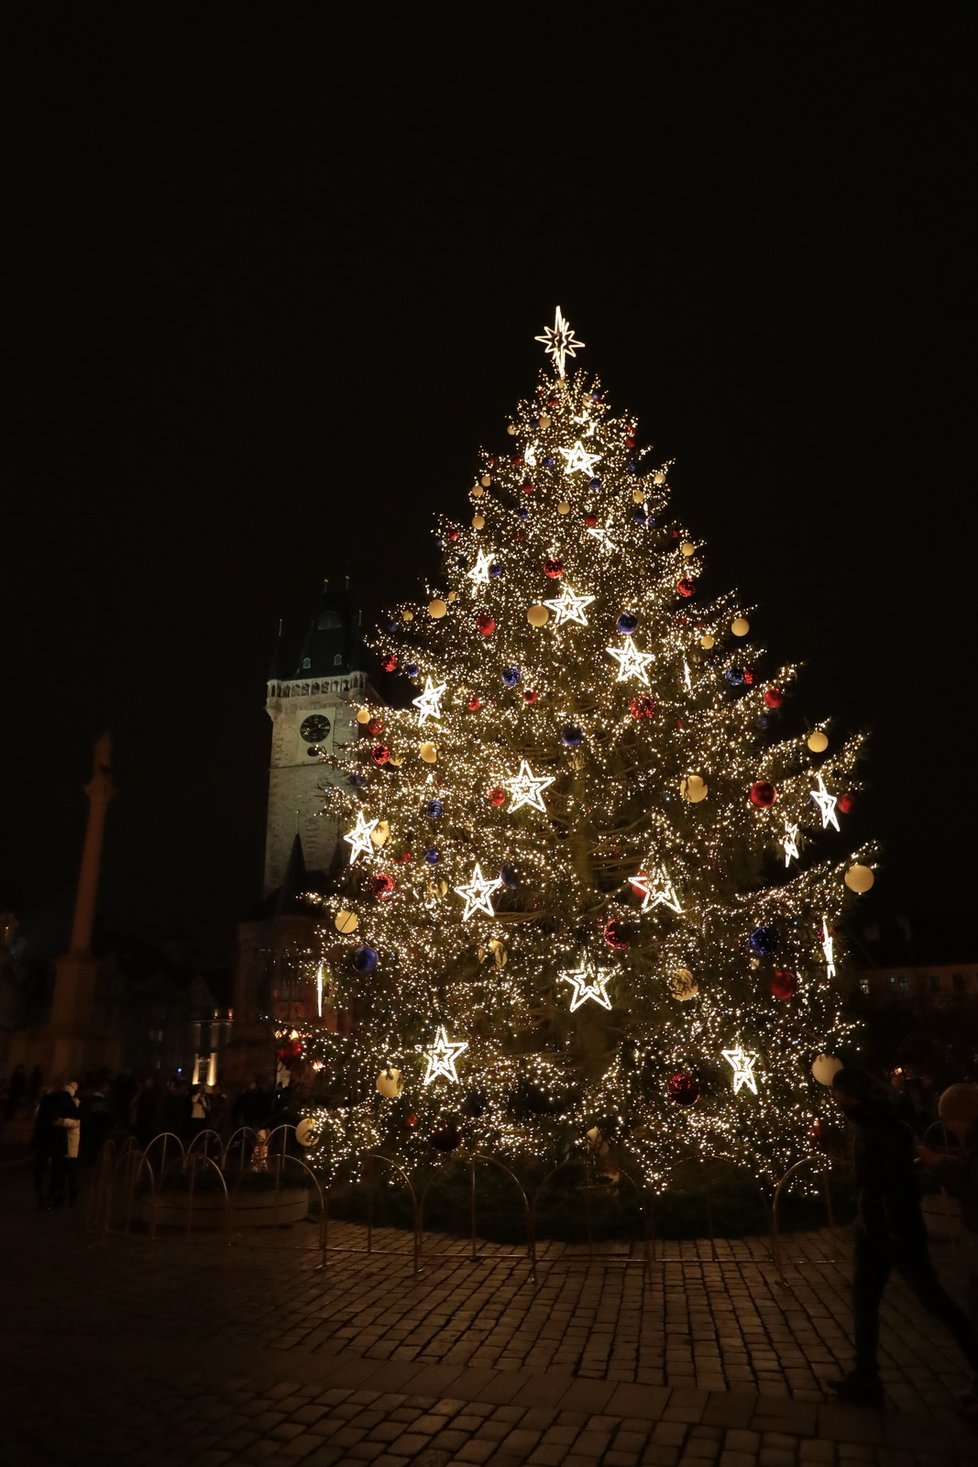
632;506;646;523
490;562;504;576
517;508;529;520
352;945;379;973
386;620;399;635
628;461;638;474
616;612;639;635
530;416;540;429
424;847;440;864
348;772;364;788
544;455;554;468
755;714;772;731
501;666;521;687
405;663;419;679
424;798;444;819
749;926;779;957
724;667;745;686
500;862;520;889
561;723;584;747
590;477;601;490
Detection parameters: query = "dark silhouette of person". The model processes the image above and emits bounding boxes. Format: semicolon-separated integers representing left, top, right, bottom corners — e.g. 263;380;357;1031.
7;1063;26;1120
30;1088;61;1209
829;1067;978;1406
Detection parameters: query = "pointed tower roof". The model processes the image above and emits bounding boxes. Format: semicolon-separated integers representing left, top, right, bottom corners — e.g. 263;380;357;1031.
294;579;363;678
274;832;308;917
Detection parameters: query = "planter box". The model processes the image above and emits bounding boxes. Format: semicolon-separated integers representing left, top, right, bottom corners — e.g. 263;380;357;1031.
142;1186;310;1229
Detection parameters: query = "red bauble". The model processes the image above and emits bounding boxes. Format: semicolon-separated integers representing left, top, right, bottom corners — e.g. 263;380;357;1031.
630;695;657;719
523;689;539;704
512;456;523;468
488;786;507;807
467;696;482;711
399;852;413;863
742;667;755;686
749;780;777;808
370;744;390;765
603;919;632;950
809;1119;830;1152
668;1073;701;1107
770;969;798;1001
522;481;535;494
477;614;496;636
583;513;598;527
381;653;398;672
370;872;396;901
405;1113;418;1129
366;717;384;736
448;530;460;541
837;793;855;814
676;577;696;598
625;436;636;449
763;688;784;709
543;558;564;578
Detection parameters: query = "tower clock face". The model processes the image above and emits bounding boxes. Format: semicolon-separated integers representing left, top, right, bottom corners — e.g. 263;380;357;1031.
300;714;331;744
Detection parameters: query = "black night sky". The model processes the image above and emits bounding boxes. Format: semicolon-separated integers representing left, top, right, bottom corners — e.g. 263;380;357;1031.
4;8;977;963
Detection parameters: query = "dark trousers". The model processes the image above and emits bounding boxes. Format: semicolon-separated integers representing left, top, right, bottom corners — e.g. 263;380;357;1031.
49;1154;79;1207
853;1227;978;1373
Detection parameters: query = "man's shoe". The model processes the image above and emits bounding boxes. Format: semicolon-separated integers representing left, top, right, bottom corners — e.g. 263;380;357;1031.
826;1371;884;1407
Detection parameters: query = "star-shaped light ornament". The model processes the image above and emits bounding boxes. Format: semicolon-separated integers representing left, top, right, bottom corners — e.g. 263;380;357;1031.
630;866;683;914
560;960;613;1012
422;1025;468;1086
811;774;840;832
412;676;447;725
534;305;586;379
344;811;379;864
524;440;538;468
542;584;595;627
783;822;800;867
559;440;602;478
821;916;837;979
502;759;555;812
467;549;494;586
722;1045;759;1096
606;637;655;686
586;523;616;554
453;862;503;921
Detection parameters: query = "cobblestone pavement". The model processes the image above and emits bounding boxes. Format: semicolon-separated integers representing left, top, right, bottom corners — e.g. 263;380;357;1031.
1;1166;976;1466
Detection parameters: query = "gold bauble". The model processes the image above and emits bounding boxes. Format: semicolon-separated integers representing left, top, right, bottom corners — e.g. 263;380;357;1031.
480;474;491;487
428;599;448;619
471;484;484;499
669;968;699;1001
334;909;358;934
401;609;414;622
472;513;485;529
845;863;875;894
731;616;750;638
812;1054;843;1087
681;541;696;558
807;730;829;753
527;604;550;627
376;1067;403;1099
631;489;646;504
681;774;708;803
653;470;666;485
446;590;457;602
539;414;551;429
370;819;390;847
355;708;371;725
506;423;517;436
389;754;403;766
699;634;715;650
295;1118;320;1147
419;741;438;764
557;501;571;515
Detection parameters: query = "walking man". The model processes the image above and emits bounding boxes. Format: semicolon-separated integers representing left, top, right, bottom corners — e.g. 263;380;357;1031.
829;1067;978;1405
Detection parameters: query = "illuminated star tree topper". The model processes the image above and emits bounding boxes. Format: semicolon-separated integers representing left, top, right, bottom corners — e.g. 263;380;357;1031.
534;305;586;379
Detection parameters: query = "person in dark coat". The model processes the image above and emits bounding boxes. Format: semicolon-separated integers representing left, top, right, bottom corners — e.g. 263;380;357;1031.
7;1063;26;1121
30;1088;61;1209
919;1082;978;1408
47;1080;80;1207
233;1078;270;1131
829;1067;978;1406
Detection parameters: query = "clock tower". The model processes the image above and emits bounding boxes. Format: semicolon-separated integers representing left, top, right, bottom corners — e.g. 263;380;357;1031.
263;580;370;895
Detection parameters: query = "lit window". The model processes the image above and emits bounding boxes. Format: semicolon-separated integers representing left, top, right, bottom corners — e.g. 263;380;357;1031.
858;978;870;995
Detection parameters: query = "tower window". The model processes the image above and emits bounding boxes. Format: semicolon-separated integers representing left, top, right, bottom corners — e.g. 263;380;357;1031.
302;658;311;670
333;653;343;666
318;610;343;631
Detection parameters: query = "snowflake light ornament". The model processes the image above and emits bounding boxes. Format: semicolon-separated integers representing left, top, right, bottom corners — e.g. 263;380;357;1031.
534;305;585;378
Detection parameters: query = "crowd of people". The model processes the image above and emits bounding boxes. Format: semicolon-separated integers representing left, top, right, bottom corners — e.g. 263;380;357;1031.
0;1066;302;1211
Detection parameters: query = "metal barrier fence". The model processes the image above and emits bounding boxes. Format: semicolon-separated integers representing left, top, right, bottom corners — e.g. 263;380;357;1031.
85;1128;880;1285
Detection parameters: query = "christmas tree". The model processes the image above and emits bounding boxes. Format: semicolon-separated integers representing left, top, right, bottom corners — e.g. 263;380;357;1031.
299;308;874;1188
